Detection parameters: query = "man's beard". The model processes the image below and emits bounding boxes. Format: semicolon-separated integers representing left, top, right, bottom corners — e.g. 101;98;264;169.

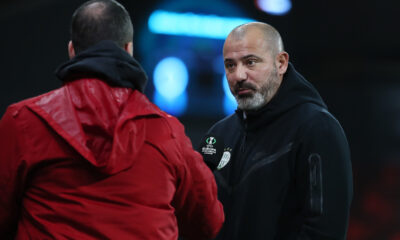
233;67;280;111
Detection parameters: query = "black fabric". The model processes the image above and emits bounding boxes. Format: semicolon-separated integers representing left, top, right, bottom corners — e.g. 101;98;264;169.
55;40;148;92
202;63;353;240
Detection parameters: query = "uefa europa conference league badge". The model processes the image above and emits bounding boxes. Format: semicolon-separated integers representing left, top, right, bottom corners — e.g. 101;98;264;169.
201;136;231;170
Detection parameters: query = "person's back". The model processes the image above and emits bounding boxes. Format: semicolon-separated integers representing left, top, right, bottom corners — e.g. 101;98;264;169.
0;1;224;239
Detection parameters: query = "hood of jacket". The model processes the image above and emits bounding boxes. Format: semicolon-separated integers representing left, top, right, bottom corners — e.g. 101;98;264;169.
27;41;158;175
55;40;148;92
236;63;327;130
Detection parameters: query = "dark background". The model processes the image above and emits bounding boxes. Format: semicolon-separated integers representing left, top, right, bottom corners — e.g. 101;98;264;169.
1;0;399;239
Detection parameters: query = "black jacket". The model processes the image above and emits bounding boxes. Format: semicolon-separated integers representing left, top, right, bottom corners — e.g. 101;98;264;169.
203;64;353;240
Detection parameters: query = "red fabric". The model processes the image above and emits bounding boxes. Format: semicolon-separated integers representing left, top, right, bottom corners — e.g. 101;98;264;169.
0;79;224;240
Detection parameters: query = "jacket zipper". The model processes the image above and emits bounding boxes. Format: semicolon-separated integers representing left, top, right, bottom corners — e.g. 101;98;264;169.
240;112;247;153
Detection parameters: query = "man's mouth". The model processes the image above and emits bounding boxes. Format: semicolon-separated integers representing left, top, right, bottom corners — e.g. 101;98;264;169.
236;88;253;96
235;82;256;97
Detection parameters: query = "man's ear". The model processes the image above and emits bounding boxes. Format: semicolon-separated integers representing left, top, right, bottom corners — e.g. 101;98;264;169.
276;51;289;76
124;42;133;56
68;41;76;59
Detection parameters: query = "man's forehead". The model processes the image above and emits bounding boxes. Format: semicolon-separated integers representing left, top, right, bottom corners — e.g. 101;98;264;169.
223;33;269;58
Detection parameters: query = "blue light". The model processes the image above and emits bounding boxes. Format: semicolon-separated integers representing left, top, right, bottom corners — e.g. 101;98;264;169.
224;96;237;115
222;75;237;115
153;57;189;100
223;75;236;102
212;55;225;74
154;91;188;116
256;0;292;16
148;10;255;39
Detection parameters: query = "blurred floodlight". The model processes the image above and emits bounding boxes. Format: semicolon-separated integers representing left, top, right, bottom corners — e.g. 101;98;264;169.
224;96;237;115
148;10;255;39
154;91;188;116
222;75;237;115
153;57;189;100
255;0;292;15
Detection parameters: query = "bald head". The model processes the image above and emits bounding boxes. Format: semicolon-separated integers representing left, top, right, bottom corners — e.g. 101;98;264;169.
81;2;106;17
226;22;284;57
71;0;133;53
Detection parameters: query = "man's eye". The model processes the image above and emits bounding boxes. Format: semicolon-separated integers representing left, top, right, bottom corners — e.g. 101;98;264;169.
225;63;235;69
247;59;256;66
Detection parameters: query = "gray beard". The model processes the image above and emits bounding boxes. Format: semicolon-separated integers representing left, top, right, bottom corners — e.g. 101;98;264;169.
236;91;266;111
235;71;280;111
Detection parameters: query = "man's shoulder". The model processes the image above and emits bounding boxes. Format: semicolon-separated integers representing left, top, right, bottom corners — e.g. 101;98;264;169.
213;113;238;127
128;91;184;130
208;113;238;133
298;103;339;125
126;91;187;143
294;103;345;139
4;87;65;119
290;102;336;124
131;95;195;164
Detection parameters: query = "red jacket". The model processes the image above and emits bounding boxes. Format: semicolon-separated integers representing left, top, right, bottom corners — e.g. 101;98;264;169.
0;78;224;239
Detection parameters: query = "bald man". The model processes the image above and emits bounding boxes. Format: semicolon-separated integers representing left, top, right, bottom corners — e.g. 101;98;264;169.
199;22;353;239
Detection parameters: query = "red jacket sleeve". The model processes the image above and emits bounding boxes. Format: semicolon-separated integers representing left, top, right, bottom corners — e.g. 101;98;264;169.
0;107;29;238
172;131;224;240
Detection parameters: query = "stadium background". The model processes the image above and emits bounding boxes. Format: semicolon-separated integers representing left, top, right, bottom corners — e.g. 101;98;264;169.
1;0;399;239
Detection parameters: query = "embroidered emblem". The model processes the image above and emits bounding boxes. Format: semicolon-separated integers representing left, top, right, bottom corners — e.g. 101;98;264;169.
217;147;232;170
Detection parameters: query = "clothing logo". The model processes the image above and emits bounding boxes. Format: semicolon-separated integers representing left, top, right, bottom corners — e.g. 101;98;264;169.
217;147;232;170
206;137;216;145
202;136;217;155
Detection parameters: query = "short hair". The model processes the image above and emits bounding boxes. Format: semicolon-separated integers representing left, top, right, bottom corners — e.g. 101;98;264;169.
229;22;284;57
71;0;133;53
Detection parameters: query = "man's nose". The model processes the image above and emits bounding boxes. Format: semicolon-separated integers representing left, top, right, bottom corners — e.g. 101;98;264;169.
234;64;247;81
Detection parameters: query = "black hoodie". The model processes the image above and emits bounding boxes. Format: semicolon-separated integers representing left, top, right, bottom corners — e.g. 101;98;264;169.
203;63;353;240
55;40;148;92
